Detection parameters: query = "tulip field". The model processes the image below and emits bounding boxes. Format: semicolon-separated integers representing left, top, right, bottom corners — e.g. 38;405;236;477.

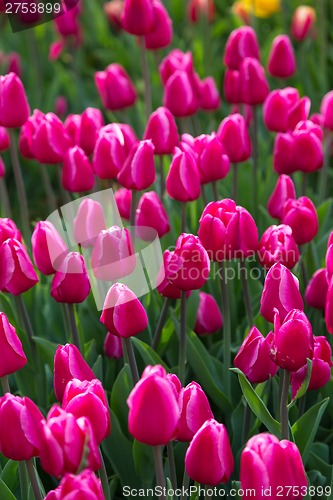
1;0;333;498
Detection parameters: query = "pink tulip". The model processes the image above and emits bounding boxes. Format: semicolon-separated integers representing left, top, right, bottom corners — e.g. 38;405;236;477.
0;217;22;245
0;73;30;128
104;332;123;358
122;0;155;35
143;106;179;155
55;5;81;40
224;26;259;70
282;196;318;245
288;96;311;131
195;133;230;184
157;250;190;300
320;90;333;131
270;309;313;371
241;433;307;497
73;199;106;248
167;233;210;291
0;312;27;377
185;419;234;486
135;191;170;239
174;381;213;441
114;188;132;220
127;365;180;445
199;77;221;111
239;57;269;106
198;200;258;261
163;70;199;117
223;69;241;104
104;0;124;30
273;132;295;175
54;96;68;118
0;127;9;152
91;226;135;281
32;221;68;275
62;146;95;192
260;263;303;323
144;1;172;50
0;395;42;461
325;276;333;334
159;49;197;86
258;224;299;269
92;124;128;180
291;6;316;41
118;140;155;190
263;88;299;133
234;327;278;383
166;147;200;202
0;238;38;295
54;344;96;403
267;174;296;219
268;35;296;79
217;113;251;163
62;379;111;444
95;63;137;111
100;284;148;337
77;107;104;156
32;112;72;164
305;268;328;310
51;252;90;304
188;0;215;23
292;120;323;173
18;109;44;159
194;292;223;335
45;470;104;500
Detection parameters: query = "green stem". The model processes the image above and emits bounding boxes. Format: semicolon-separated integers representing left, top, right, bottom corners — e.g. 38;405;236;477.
67;303;81;352
152;297;171;351
242;401;251;444
319;0;328;92
130;189;138;234
219;261;231;398
0;179;12;218
139;37;152;121
41;167;57;213
181;470;190;500
298;393;307;419
167;442;177;490
18;462;29;500
99;449;111;500
14;295;36;359
212;181;218;201
201;184;208;206
179;290;187;385
159;155;165;198
1;375;10;394
240;258;254;327
181;202;187;233
318;133;333;202
252;106;259;220
25;459;43;500
123;337;139;385
8;129;30;242
301;172;307;197
232;163;238;202
280;369;290;440
153;446;166;499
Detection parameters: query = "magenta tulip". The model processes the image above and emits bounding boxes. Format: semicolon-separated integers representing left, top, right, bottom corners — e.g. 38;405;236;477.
118;139;155;190
143;106;179;155
223;26;259;70
51;252;90;304
95;63;137;111
73;199;106;248
305;268;328;310
144;0;172;50
0;73;30;128
0;238;39;295
135;191;170;239
268;35;296;79
258;224;299;269
32;221;68;275
267;174;296;219
0;312;27;377
217;113;251;163
194;292;223;335
282;196;318;245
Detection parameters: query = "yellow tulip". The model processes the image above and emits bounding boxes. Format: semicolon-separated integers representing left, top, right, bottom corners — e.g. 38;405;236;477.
236;0;280;18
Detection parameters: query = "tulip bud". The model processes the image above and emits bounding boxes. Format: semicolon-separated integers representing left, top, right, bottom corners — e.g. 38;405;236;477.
282;196;318;245
157;250;190;300
91;226;135;281
95;64;137;111
100;284;148;337
188;0;215;23
62;379;111;444
62;146;95;193
194;292;223;335
6;52;22;77
325;276;333;334
127;365;180;445
239;57;269;105
54;96;68;118
241;433;307;496
175;381;213;442
54;344;96;403
159;49;196;86
305;268;328;310
0;217;22;245
224;26;259;70
45;470;104;500
199;77;221;111
143;106;179;155
0;127;9;152
198;200;258;261
291;6;316;41
163;70;199;117
33;112;72;164
288;96;311;131
268;35;296;79
32;221;68;275
223;69;241;104
118;140;156;190
77;107;104;156
0;395;42;461
18;109;44;160
115;188;132;220
144;1;172;50
0;73;30;128
104;332;123;358
234;327;278;383
166;148;200;202
135;191;170;239
320;91;333;131
104;0;124;29
195;134;230;184
267;174;296;219
92;124;128;180
263;88;299;133
217;113;251;163
167;233;210;291
185;419;234;486
260;263;304;323
73;199;106;248
122;0;155;35
51;252;90;304
273;132;295;175
55;5;81;39
0;238;39;295
0;312;27;377
326;244;333;280
292;120;323;173
258;224;299;269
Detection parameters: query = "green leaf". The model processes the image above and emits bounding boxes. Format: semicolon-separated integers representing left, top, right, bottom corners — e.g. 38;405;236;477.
288;359;312;410
0;461;18;493
131;337;168;370
166;478;174;500
133;440;154;488
32;337;57;371
292;398;329;466
231;368;281;436
110;364;132;435
0;478;16;500
91;355;103;382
